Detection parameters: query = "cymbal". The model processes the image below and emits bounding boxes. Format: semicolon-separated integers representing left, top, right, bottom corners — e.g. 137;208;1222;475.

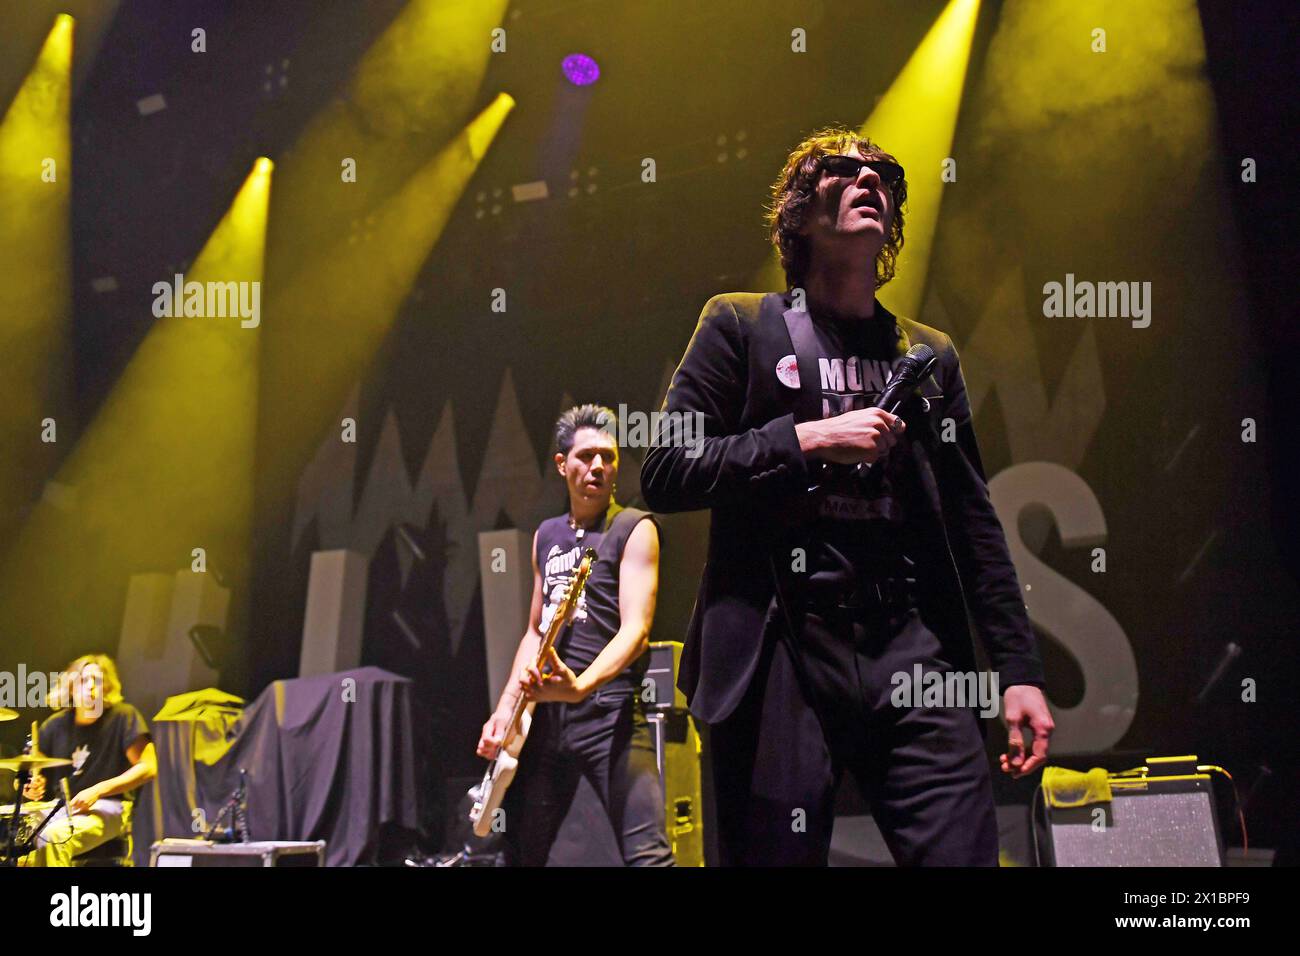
0;801;57;814
0;708;17;722
0;755;72;772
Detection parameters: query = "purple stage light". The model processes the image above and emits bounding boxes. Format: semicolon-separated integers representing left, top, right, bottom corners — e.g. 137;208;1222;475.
561;53;600;86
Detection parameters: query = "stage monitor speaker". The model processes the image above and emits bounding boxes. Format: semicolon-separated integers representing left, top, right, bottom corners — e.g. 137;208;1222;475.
647;641;703;866
151;840;326;867
514;642;705;866
1042;757;1224;867
650;709;704;866
645;640;688;711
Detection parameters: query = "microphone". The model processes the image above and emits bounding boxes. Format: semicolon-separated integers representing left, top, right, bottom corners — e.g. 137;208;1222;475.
852;343;938;476
878;344;938;416
61;777;73;811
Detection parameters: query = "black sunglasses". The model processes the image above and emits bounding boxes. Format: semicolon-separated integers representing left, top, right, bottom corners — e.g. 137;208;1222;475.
820;155;905;186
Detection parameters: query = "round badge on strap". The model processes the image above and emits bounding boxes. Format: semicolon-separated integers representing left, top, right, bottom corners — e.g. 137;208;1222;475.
776;354;800;389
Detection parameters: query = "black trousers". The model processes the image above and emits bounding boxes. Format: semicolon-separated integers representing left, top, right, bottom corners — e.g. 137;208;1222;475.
515;688;675;866
708;602;998;866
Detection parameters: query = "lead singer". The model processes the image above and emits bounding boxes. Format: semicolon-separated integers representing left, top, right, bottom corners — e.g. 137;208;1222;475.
641;128;1054;866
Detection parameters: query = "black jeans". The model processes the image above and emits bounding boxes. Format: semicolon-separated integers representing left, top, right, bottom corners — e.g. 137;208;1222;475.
516;688;675;867
709;601;998;866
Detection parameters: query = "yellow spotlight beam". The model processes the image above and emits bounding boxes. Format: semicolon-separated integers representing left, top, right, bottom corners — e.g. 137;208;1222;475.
0;158;272;661
254;0;510;508
0;13;73;537
871;0;981;319
259;94;514;497
269;0;510;281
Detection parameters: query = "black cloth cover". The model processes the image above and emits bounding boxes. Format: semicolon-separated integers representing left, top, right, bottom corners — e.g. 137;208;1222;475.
136;667;419;866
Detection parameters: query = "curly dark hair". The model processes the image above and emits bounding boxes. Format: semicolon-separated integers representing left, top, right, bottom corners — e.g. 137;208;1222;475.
766;127;908;292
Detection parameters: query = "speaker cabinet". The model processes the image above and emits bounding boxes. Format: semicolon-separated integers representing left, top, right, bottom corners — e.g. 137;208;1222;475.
1043;761;1224;866
151;840;326;867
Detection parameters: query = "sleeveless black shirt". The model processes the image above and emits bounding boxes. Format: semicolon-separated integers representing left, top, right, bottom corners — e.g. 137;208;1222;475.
534;502;656;690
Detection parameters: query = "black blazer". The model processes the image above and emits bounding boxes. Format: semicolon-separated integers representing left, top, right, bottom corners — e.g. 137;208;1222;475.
641;291;1045;724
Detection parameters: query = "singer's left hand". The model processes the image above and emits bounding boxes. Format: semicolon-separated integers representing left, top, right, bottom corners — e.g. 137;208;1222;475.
999;685;1054;778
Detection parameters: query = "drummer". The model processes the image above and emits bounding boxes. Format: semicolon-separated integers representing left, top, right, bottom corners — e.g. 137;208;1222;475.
19;654;155;866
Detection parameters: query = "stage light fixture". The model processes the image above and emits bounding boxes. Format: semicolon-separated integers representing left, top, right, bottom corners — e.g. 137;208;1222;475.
136;93;166;116
561;53;600;86
511;181;548;203
715;130;749;164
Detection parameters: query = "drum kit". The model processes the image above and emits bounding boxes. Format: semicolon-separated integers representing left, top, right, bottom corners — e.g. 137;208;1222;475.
0;708;74;866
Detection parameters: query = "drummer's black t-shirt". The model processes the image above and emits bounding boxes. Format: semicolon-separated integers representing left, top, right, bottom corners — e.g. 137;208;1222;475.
38;703;150;802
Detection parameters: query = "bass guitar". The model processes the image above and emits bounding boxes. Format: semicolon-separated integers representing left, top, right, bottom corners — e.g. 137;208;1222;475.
468;547;597;837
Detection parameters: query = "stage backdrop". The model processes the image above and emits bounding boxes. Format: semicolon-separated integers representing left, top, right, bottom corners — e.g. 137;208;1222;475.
0;1;1292;855
250;1;1300;850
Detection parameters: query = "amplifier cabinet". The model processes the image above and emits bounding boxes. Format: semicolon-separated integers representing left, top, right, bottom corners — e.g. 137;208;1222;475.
1044;775;1223;867
151;840;326;867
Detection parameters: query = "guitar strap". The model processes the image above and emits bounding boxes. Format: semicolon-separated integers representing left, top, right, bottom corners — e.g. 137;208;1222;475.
780;304;825;426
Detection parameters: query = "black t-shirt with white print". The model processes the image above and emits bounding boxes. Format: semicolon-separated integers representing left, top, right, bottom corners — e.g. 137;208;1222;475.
534;501;655;691
807;307;914;596
37;702;151;803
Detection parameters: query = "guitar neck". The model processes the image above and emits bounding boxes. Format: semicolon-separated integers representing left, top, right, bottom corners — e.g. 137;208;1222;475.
500;588;578;739
498;549;596;743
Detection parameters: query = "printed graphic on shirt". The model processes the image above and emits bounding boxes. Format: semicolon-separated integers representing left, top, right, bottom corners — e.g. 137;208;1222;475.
819;489;902;522
818;354;900;418
540;543;590;633
71;743;89;773
817;348;904;524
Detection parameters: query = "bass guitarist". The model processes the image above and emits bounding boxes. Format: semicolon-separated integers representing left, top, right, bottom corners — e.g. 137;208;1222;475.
475;404;674;866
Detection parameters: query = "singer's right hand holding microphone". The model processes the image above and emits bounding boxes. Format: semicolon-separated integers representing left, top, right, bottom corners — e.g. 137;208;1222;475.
796;408;905;465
